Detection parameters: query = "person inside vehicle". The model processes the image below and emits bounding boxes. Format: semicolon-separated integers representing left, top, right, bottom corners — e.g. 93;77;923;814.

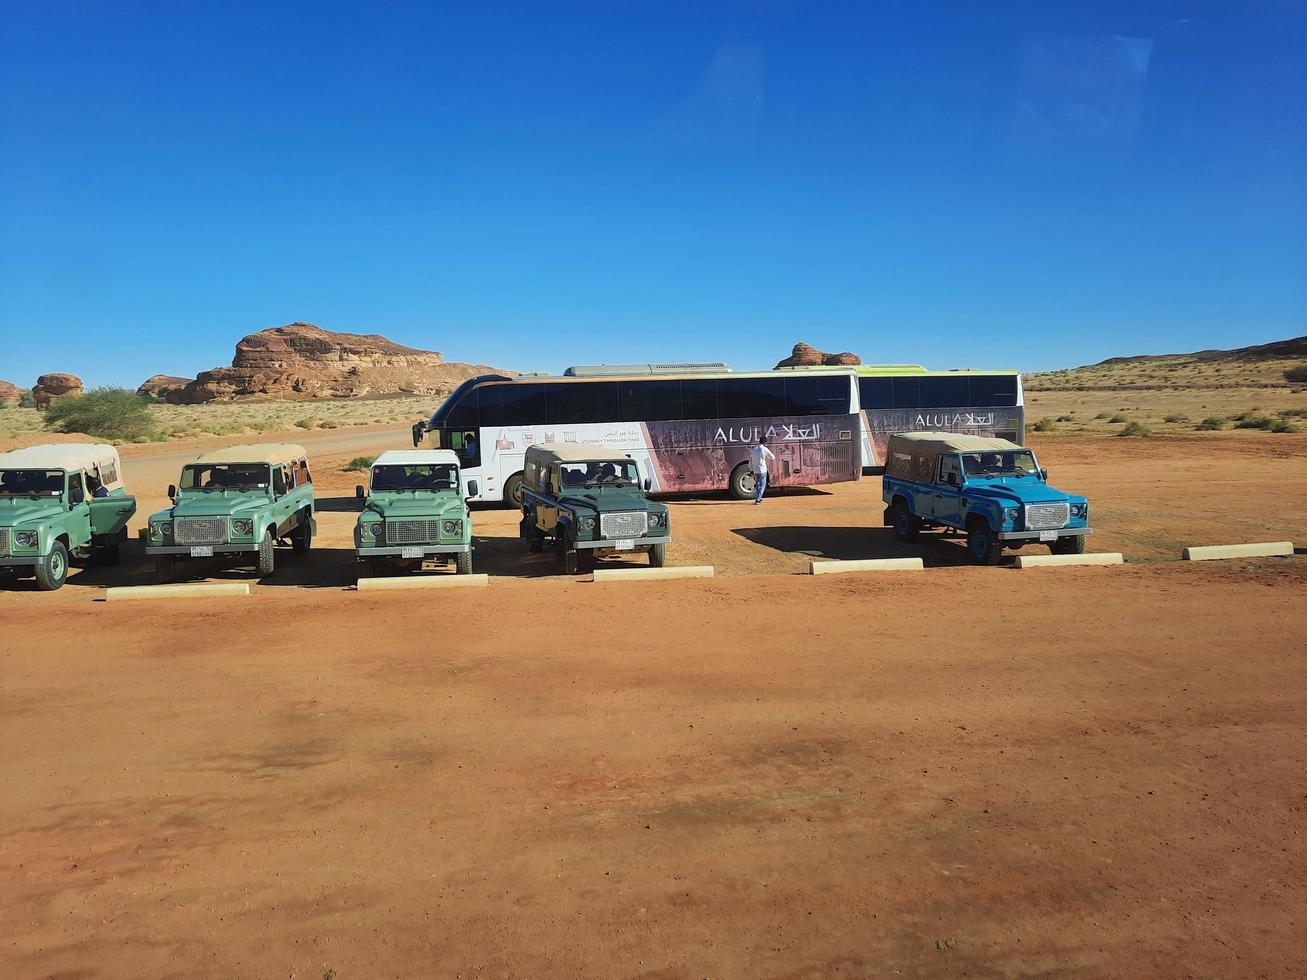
462;431;479;465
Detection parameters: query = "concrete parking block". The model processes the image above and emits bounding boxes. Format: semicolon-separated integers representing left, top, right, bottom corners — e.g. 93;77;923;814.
1182;542;1294;561
356;574;489;591
106;583;251;601
592;565;714;583
1015;553;1125;569
809;558;924;575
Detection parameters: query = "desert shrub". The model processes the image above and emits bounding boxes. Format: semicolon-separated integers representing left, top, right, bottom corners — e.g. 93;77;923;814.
1284;365;1307;383
1234;417;1273;430
1108;413;1128;424
345;456;376;471
1163;414;1187;423
1056;414;1074;422
1195;416;1225;431
1270;420;1299;433
1032;417;1056;432
1117;421;1152;437
1094;411;1111;420
44;387;160;442
18;390;36;408
294;418;317;430
319;419;339;429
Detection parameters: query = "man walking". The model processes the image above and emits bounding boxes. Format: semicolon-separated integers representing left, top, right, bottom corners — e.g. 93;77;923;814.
750;435;776;505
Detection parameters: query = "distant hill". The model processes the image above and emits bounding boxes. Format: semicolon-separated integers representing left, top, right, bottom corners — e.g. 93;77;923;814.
1028;336;1306;391
1096;336;1307;366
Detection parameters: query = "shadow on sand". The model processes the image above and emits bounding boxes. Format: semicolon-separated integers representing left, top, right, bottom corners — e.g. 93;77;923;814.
730;525;994;569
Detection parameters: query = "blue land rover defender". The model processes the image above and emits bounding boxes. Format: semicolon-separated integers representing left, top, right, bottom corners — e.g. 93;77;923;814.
882;432;1091;565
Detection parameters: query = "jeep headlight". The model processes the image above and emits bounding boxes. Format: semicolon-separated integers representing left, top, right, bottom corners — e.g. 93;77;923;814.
649;512;666;528
150;521;172;539
1070;503;1087;519
366;522;382;538
231;518;253;536
15;530;38;548
442;519;462;535
1004;508;1019;524
581;516;596;531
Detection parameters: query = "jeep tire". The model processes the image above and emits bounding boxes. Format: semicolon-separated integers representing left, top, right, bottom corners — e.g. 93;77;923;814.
292;513;313;554
155;556;177;584
966;520;1003;566
35;541;70;591
521;516;544;553
891;501;920;542
456;551;473;575
556;539;579;575
1051;534;1086;555
257;532;276;577
649;543;667;567
728;463;755;501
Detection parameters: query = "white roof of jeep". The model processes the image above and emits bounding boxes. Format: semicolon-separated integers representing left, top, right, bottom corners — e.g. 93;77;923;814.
0;443;122;473
525;443;632;463
372;449;460;468
888;432;1022;453
193;443;309;465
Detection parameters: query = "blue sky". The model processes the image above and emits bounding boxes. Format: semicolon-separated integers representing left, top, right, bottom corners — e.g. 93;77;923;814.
2;1;1304;387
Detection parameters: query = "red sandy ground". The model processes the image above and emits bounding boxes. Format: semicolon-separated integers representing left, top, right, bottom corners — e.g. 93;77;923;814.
1;433;1304;978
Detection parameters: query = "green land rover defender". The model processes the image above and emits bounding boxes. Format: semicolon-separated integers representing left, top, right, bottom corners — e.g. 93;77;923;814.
354;449;476;578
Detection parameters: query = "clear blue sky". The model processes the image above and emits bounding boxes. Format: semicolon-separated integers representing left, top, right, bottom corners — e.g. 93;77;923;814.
2;1;1304;387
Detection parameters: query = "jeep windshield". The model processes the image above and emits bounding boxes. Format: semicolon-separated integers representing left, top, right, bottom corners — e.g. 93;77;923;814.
961;451;1039;478
0;469;63;496
560;460;639;488
179;463;270;491
371;464;458;491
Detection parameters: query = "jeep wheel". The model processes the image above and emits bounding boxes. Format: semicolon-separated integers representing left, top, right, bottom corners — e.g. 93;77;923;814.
503;473;525;509
456;551;473;575
1051;534;1086;555
521;517;544;553
292;514;313;554
966;521;1003;566
257;532;276;577
891;501;920;542
649;543;667;568
35;541;70;591
556;540;579;575
728;463;755;501
155;556;177;584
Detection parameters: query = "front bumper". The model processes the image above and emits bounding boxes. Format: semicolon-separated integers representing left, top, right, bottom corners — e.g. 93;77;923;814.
357;544;471;558
1;555;41;567
575;535;671;550
145;543;260;556
998;527;1092;541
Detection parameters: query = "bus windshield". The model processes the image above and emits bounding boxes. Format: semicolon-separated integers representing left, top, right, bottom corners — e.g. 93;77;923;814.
560;460;639;487
180;463;270;491
961;451;1039;478
0;469;63;496
371;464;459;491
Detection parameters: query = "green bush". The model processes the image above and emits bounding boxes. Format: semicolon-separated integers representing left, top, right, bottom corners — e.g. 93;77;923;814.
294;418;317;430
1163;414;1187;423
1234;417;1273;430
1270;420;1299;433
1094;411;1111;420
1032;417;1057;432
1195;416;1225;431
1117;421;1152;437
43;387;160;442
1284;364;1307;383
1108;413;1128;424
18;390;36;408
319;419;339;429
345;456;375;471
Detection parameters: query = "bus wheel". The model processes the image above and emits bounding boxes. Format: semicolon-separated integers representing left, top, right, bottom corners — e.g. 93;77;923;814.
503;473;524;508
728;463;755;500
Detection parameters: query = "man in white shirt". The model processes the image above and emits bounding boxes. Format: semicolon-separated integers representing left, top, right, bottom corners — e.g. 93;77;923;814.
749;436;776;505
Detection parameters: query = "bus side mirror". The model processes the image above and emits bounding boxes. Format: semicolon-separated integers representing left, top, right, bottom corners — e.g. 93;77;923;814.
643;478;651;491
167;484;177;500
467;480;479;498
355;485;365;500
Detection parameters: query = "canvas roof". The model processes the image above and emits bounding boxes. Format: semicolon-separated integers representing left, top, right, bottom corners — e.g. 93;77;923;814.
372;449;460;468
0;442;121;473
193;443;309;465
525;442;633;463
888;431;1022;453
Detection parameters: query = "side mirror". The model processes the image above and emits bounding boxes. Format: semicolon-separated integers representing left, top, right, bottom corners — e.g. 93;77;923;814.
1040;468;1049;481
643;478;652;491
467;480;479;498
355;485;365;500
167;484;177;500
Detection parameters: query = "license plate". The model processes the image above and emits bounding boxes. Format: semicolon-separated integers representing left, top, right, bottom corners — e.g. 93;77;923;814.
400;547;423;559
1038;531;1057;542
189;546;214;557
614;539;635;551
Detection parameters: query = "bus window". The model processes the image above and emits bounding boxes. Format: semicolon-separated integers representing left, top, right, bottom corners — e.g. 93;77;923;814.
920;376;970;408
890;377;920;409
859;377;894;409
441;387;479;429
679;379;718;420
547;381;618;424
479;382;546;426
619;379;681;422
717;377;785;418
968;375;1019;407
784;376;849;415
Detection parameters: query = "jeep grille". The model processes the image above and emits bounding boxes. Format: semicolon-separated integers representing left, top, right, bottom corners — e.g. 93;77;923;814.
386;520;441;544
600;511;648;539
1026;503;1069;531
175;517;228;545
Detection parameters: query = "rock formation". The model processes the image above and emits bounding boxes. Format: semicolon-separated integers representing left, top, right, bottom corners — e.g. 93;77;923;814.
0;380;22;405
774;343;861;369
137;375;195;400
153;322;503;403
32;373;84;409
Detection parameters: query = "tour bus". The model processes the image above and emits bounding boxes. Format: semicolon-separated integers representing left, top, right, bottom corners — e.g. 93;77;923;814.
415;365;862;504
778;365;1024;470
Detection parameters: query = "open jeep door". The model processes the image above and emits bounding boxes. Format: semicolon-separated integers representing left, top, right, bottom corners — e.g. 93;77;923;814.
88;494;136;537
